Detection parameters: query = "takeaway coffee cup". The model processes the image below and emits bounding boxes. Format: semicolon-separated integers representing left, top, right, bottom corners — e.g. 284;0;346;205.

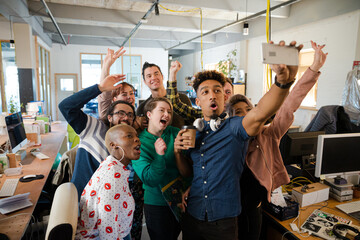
181;125;197;148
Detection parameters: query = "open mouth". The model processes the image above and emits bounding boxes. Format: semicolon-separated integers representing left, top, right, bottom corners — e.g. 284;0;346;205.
210;103;218;111
160;119;168;126
134;145;141;154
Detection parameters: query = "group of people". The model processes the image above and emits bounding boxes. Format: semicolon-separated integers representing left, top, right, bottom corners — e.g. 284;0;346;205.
59;40;327;240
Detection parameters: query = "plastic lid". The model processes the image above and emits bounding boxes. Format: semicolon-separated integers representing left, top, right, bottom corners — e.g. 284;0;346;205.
181;125;196;130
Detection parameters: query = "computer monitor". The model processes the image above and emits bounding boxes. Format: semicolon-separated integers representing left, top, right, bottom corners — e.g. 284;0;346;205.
280;131;325;166
5;112;27;154
315;133;360;178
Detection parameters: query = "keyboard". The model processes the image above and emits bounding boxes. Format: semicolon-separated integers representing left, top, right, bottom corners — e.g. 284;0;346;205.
336;200;360;214
0;179;19;197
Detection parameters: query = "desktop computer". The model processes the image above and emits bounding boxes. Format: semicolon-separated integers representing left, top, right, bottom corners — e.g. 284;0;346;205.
280;131;325;180
315;133;360;202
5;112;28;161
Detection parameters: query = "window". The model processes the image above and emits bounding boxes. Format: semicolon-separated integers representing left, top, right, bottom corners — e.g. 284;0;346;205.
60;78;74;91
80;53;142;98
80;53;102;89
36;42;51;116
296;50;317;108
0;41;20;113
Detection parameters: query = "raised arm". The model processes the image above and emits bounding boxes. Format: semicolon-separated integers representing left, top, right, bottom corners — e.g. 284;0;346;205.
59;74;126;135
167;61;203;122
267;40;327;139
243;40;303;136
98;48;126;119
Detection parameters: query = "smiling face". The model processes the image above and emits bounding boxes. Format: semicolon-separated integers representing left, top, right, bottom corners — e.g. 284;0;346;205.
147;100;172;133
195;80;225;121
113;85;135;106
232;101;252;117
143;66;163;91
107;103;135;126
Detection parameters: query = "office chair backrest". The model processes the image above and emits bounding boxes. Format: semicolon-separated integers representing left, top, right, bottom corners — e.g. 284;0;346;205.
45;182;78;240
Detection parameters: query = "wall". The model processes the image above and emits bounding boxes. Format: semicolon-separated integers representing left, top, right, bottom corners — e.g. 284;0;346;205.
50;44;168;120
179;10;360;130
0;21;11;40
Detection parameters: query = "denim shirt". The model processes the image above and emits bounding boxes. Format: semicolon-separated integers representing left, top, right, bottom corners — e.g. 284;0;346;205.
187;116;249;221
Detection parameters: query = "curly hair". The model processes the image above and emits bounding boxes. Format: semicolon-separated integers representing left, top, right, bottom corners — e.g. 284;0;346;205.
111;82;135;99
144;97;173;122
192;70;226;93
142;62;163;80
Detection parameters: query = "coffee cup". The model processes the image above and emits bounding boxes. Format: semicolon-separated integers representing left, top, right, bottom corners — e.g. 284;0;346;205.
181;125;197;148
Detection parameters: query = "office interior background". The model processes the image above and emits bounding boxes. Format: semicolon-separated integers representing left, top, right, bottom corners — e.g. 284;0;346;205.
0;0;359;130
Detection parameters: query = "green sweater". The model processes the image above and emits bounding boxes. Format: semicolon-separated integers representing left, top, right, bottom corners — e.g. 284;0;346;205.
132;126;180;206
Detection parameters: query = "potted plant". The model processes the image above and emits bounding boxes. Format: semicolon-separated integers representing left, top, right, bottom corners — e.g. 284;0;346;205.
8;96;23;114
218;49;238;81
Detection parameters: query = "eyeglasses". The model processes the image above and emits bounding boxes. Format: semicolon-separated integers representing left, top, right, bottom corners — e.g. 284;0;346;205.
112;110;135;119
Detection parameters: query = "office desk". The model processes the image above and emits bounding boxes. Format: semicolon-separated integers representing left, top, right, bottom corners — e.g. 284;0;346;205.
0;122;67;240
263;198;360;240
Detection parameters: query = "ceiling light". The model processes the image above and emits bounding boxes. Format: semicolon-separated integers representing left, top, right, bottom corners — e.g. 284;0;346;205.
168;55;173;60
9;17;15;48
243;22;249;36
9;39;15;49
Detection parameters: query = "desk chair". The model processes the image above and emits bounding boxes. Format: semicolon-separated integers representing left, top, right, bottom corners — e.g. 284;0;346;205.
67;124;80;149
45;182;78;240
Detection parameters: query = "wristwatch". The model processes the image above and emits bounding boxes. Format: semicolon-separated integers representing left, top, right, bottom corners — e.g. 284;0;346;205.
274;76;295;89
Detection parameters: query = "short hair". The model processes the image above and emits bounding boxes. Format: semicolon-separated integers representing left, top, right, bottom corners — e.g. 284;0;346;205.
102;100;136;127
105;124;126;152
225;78;234;90
226;94;253;117
143;97;173;121
111;82;136;99
142;62;163;80
192;70;226;93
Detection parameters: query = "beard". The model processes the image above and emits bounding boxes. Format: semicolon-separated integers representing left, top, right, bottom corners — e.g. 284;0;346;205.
209;113;219;119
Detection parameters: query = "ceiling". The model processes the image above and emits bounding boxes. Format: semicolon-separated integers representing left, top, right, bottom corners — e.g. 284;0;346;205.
1;0;299;56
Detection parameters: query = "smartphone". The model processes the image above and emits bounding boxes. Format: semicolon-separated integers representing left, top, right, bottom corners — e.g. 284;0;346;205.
262;43;299;66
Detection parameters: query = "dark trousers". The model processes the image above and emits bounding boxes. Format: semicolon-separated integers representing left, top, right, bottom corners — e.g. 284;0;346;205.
128;174;144;240
238;166;266;240
144;204;181;240
182;212;238;240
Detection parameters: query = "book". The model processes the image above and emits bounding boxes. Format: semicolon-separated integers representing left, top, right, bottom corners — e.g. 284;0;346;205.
0;192;33;214
161;177;188;222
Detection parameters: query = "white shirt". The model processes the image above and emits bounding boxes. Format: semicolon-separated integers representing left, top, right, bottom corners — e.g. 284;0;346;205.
76;155;135;240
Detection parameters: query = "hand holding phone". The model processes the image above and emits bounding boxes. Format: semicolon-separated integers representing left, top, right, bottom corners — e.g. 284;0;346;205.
262;43;299;66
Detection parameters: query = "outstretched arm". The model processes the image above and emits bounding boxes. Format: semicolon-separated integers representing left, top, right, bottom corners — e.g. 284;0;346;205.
59;74;126;135
98;48;126;119
243;40;303;136
167;61;203;122
268;41;327;139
